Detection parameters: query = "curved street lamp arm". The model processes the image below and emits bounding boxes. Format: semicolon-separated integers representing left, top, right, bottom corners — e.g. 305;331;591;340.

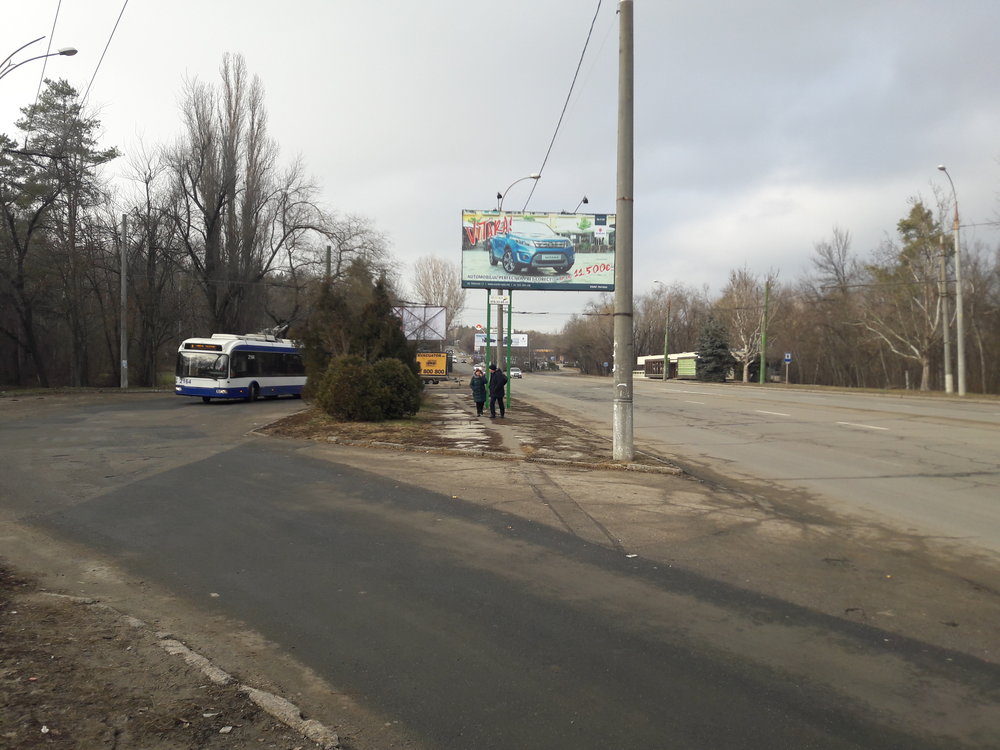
498;173;541;212
0;39;77;82
1;36;45;71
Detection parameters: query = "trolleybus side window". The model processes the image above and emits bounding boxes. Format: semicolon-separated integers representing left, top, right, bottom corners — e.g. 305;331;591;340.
232;352;259;377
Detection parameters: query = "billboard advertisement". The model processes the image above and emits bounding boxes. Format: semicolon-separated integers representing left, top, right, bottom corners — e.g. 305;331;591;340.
462;210;615;292
416;352;448;379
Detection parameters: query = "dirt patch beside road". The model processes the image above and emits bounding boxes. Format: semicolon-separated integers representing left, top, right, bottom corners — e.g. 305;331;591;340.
0;566;334;750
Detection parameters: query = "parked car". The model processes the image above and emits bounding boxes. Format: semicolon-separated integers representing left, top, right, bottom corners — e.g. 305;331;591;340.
489;220;574;275
509;367;522;378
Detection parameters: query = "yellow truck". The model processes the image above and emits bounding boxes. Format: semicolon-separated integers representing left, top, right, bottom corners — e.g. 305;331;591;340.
417;352;449;384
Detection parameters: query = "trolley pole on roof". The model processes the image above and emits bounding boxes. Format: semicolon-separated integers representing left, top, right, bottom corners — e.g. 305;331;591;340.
612;0;634;461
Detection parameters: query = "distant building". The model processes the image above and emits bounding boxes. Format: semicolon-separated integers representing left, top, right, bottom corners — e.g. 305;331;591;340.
637;352;698;380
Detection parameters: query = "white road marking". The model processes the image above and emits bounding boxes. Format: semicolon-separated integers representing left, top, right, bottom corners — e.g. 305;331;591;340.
684;400;705;405
836;421;888;431
756;410;790;417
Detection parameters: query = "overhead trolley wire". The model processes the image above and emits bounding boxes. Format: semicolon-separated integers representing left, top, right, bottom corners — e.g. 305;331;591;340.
82;0;130;106
23;0;65;146
521;0;604;212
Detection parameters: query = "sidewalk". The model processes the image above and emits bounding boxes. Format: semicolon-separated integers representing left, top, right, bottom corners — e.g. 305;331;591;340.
386;382;680;473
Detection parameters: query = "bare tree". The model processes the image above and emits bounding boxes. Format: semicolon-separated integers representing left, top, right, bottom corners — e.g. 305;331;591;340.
560;295;614;375
716;266;779;382
794;227;873;386
859;200;945;390
410;255;466;334
167;53;327;334
321;213;392;283
117;145;188;384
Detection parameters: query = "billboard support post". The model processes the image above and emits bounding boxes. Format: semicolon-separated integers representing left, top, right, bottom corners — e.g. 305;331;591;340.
495;297;503;373
612;0;634;462
506;290;513;408
485;288;492;373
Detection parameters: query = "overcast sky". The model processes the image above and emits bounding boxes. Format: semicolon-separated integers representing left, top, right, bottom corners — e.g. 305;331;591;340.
4;1;999;333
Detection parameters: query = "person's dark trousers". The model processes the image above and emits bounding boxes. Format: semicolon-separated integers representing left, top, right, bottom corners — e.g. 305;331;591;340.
490;395;505;418
476;401;484;416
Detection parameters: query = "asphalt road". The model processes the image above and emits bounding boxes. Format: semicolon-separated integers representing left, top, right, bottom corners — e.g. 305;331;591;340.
2;391;998;749
513;372;1000;555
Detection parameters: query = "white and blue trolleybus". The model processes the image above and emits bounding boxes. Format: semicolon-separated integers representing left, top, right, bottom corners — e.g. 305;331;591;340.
175;333;306;403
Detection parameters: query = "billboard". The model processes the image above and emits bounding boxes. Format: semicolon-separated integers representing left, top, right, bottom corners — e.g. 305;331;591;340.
416;352;448;379
393;305;447;341
462;210;615;292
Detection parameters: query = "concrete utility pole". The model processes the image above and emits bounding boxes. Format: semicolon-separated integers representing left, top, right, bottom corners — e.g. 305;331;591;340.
939;234;953;394
938;165;965;396
758;278;769;384
952;201;966;396
612;0;634;461
663;295;670;383
120;214;128;389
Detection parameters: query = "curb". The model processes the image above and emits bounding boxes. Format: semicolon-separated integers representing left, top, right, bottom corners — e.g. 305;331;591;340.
41;593;340;749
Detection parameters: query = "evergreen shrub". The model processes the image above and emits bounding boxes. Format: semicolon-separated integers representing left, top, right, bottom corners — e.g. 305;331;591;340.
314;355;421;421
372;358;422;419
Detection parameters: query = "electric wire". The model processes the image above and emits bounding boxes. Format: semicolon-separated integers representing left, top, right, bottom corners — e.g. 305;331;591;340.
23;0;65;146
31;2;63;108
520;0;604;212
82;0;129;107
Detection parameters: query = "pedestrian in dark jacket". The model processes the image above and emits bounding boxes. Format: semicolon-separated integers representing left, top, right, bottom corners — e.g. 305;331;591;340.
488;363;507;418
470;366;487;416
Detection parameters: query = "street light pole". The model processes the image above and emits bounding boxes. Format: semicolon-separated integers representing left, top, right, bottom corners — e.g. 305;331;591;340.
494;173;539;396
938;165;965;396
0;37;77;82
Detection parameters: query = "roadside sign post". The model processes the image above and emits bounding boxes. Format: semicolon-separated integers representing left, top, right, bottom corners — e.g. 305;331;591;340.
784;352;792;384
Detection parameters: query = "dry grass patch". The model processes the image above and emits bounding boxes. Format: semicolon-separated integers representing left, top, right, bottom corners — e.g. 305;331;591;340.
260;398;451;446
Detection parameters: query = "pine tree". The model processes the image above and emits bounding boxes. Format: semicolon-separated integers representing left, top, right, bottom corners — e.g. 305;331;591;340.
351;278;417;375
696;317;735;382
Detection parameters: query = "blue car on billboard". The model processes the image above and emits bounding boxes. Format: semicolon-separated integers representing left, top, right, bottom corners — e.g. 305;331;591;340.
489;219;575;275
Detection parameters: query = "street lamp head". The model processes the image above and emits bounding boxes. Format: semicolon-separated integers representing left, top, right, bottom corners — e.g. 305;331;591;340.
937;164;948;172
57;47;78;56
529;172;541;180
